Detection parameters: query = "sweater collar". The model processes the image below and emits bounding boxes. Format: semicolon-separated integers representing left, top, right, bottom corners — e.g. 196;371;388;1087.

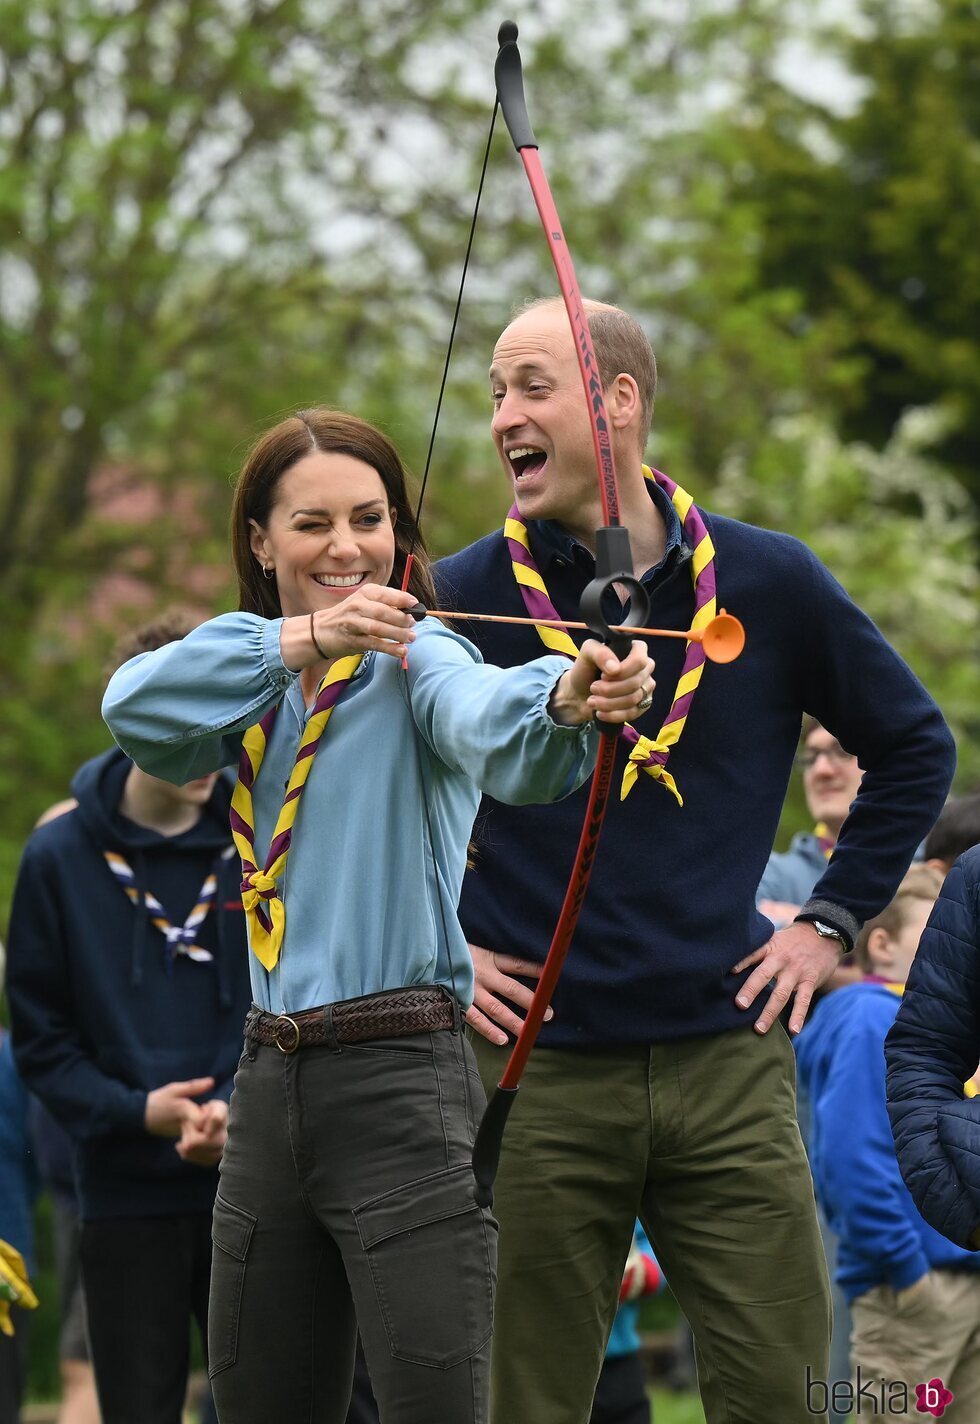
532;477;684;579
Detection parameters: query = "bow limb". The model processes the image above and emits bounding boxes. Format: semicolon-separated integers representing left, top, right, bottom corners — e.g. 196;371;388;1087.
471;23;651;1207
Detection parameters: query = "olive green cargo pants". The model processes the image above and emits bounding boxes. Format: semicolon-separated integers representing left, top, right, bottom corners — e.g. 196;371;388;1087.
471;1023;831;1424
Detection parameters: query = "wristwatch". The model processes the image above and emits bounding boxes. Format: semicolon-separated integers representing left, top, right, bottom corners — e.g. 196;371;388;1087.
800;918;847;952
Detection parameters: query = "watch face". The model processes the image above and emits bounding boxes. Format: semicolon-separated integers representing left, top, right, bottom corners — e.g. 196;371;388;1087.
813;920;842;941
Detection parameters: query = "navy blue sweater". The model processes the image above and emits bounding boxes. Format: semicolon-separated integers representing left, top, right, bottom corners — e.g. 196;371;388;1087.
886;846;980;1249
6;749;252;1219
435;501;955;1046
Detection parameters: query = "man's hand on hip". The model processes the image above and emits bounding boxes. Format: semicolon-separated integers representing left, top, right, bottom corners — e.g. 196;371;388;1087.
465;943;553;1046
731;923;842;1035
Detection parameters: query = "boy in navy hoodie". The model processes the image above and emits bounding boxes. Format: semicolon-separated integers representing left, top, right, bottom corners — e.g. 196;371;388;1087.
5;613;252;1424
796;864;980;1418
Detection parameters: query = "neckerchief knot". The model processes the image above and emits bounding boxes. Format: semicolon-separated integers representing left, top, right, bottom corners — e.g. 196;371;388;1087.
621;733;682;806
241;870;278;903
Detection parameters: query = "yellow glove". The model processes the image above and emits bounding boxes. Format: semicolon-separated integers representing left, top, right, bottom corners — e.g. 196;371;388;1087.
0;1240;39;1337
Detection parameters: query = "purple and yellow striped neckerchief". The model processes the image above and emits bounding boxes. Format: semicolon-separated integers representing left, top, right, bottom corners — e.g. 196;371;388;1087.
103;848;233;964
505;466;715;805
814;822;836;858
231;654;362;971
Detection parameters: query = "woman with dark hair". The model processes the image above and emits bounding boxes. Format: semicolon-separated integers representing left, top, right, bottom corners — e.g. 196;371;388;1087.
103;408;654;1424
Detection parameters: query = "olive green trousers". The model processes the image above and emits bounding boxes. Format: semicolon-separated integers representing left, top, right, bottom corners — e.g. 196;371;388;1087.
471;1023;831;1424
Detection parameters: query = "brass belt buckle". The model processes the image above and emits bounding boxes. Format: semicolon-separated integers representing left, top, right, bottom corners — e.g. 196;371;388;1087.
274;1015;301;1055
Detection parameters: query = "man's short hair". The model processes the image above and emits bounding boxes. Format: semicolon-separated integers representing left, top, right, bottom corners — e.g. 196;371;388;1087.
924;792;980;867
515;298;657;448
853;864;943;971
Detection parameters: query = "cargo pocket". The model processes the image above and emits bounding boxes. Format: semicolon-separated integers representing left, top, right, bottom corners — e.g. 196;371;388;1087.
354;1162;496;1368
208;1194;257;1378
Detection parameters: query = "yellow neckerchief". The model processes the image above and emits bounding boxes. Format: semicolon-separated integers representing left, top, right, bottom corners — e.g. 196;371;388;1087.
230;655;362;970
504;466;716;805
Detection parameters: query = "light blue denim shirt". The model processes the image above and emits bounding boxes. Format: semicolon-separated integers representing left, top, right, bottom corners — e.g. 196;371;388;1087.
103;612;598;1015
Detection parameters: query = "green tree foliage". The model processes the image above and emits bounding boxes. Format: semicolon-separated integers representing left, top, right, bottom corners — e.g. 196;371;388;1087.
720;0;980;502
713;405;980;787
0;0;493;613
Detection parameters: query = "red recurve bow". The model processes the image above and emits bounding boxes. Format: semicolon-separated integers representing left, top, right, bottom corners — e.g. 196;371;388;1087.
471;21;654;1207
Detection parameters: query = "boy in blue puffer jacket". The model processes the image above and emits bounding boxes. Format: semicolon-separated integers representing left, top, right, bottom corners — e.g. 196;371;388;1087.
797;864;980;1417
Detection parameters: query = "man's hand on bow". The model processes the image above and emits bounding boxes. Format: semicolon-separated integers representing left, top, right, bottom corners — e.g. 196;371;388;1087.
175;1098;229;1168
465;943;553;1046
550;639;655;727
731;922;843;1035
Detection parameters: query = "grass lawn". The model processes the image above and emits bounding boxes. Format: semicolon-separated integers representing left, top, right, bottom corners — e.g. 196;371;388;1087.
650;1388;707;1424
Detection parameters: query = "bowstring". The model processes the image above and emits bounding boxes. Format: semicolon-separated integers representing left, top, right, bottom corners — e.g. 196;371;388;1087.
400;98;499;1031
402;99;499;584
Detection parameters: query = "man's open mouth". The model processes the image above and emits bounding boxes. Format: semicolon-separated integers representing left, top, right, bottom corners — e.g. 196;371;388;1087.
508;446;547;480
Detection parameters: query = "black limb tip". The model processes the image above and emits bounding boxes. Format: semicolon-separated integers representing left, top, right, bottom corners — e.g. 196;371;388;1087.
494;19;537;151
406;602;428;621
471;1084;519;1208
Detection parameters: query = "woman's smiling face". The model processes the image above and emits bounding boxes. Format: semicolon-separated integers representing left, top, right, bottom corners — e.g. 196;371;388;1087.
248;451;397;618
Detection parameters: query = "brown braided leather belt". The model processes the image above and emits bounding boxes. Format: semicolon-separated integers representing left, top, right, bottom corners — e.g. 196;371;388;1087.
249;987;457;1054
